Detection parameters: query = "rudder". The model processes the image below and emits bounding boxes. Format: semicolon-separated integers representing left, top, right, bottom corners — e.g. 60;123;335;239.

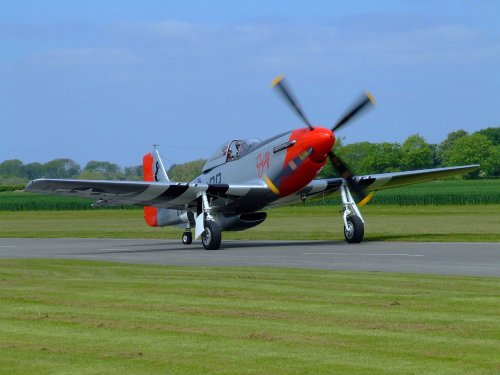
143;151;158;227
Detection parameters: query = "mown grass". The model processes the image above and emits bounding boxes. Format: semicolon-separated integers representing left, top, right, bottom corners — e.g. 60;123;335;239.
1;179;499;211
0;259;498;374
0;205;498;242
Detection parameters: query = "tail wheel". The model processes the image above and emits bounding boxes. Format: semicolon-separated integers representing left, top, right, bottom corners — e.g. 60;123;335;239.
182;232;192;245
202;221;222;250
344;215;364;243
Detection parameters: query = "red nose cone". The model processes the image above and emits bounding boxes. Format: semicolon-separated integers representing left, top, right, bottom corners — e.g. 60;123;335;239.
307;127;336;162
277;127;337;197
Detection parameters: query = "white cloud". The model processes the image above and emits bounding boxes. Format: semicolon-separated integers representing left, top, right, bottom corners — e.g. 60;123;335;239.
107;18;499;70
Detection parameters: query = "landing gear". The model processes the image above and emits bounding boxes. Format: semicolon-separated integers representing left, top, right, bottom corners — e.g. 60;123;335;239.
194;191;223;250
182;231;192;245
344;215;364;243
340;183;365;244
201;221;222;250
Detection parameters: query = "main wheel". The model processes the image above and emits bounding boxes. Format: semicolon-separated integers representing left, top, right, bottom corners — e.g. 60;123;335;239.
202;221;222;250
182;232;192;245
344;215;364;243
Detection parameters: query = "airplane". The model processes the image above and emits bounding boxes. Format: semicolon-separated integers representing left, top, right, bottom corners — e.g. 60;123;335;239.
25;76;479;250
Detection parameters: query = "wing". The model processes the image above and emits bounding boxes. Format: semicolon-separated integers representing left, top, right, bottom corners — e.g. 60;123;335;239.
25;164;479;211
25;179;274;211
356;164;480;191
266;164;480;207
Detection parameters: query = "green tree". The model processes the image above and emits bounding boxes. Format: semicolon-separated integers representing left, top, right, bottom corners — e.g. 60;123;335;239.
24;162;44;180
43;159;81;178
336;142;378;175
436;129;468;166
362;142;403;174
488;146;500;177
124;165;143;180
442;133;497;178
401;134;434;170
168;159;206;182
0;159;25;179
319;140;403;178
82;161;123;179
475;127;500;146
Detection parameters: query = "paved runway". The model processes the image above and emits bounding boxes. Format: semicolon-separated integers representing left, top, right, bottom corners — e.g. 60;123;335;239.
0;238;499;276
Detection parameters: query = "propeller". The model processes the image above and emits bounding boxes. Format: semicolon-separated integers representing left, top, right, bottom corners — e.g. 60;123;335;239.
327;151;373;206
264;147;314;194
332;91;376;132
271;75;314;130
271;75;375;205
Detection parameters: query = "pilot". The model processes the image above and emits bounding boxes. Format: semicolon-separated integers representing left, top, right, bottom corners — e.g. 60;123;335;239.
235;142;241;157
227;148;233;161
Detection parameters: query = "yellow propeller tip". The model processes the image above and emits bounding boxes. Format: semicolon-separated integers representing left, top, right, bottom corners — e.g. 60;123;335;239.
365;91;376;106
358;191;374;207
264;175;280;195
271;75;284;87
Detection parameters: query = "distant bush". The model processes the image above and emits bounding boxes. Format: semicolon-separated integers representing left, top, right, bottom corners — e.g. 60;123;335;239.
0;185;25;192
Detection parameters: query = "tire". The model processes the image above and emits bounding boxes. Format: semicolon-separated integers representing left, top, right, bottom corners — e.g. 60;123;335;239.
182;232;192;245
202;221;222;250
344;215;364;243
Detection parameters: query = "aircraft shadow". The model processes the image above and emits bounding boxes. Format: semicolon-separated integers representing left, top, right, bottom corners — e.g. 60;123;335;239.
219;240;342;249
74;239;345;256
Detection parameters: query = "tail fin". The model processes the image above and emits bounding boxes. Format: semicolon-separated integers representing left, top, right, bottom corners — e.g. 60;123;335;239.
144;146;170;182
143;146;169;227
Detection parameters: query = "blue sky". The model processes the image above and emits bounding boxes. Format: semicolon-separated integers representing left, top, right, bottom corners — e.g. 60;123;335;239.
1;0;499;168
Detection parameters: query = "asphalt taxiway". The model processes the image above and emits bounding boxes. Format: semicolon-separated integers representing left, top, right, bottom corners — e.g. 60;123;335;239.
1;238;499;276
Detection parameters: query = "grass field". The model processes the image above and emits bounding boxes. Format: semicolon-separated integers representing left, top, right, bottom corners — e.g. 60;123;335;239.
0;260;498;374
0;204;498;242
1;183;499;373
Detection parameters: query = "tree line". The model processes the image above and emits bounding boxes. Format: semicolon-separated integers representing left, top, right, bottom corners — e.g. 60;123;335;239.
1;127;498;185
0;156;208;185
318;127;499;179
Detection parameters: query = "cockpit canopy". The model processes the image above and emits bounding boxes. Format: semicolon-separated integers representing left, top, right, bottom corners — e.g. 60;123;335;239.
202;138;261;173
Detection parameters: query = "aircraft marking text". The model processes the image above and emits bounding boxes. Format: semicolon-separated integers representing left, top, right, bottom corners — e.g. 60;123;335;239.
256;152;270;177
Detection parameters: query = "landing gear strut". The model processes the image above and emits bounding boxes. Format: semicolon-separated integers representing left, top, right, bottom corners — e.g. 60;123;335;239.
340;183;365;243
194;191;222;250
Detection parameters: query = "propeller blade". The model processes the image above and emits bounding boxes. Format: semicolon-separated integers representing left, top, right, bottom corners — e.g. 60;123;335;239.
264;147;314;194
272;75;314;130
328;151;372;205
332;91;376;132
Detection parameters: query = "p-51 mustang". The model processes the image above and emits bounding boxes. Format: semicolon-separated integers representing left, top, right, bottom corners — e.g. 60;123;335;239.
26;76;478;249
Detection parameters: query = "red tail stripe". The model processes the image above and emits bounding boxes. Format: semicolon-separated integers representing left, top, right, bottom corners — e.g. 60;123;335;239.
143;152;154;182
142;152;158;227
